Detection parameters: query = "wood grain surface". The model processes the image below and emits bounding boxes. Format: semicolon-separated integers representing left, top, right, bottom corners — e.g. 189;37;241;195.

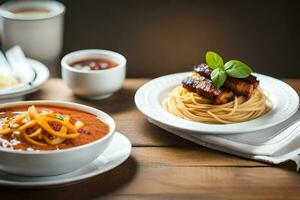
0;78;300;200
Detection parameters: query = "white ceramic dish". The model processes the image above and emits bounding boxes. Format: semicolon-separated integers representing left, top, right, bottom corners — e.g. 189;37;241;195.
0;100;115;176
61;49;126;100
0;132;131;188
0;58;49;102
135;72;299;134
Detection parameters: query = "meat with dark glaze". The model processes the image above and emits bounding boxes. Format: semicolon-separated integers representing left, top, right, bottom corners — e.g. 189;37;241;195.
182;76;234;104
194;63;259;97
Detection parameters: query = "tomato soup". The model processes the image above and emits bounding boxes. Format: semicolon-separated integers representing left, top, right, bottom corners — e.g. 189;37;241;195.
70;58;118;71
0;105;109;151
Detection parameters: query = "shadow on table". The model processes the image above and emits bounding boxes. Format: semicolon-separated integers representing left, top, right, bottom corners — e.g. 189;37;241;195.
278;161;299;172
0;157;138;200
84;87;137;115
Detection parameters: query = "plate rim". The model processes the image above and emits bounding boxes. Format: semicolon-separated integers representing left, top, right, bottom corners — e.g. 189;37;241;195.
0;132;131;187
0;58;49;99
135;72;300;134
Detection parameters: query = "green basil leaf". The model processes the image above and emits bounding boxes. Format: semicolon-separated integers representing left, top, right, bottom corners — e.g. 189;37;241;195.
224;60;252;78
210;68;227;89
205;51;224;70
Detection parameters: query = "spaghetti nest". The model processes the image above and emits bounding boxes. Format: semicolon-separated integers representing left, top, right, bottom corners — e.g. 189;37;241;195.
162;86;271;124
0;106;84;146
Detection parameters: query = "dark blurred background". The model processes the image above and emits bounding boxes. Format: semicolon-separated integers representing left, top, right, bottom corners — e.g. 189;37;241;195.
2;0;300;78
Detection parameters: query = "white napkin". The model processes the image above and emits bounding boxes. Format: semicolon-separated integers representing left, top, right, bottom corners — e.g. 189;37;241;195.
5;45;36;83
149;111;300;170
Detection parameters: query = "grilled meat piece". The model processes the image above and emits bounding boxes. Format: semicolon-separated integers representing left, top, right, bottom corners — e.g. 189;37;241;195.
225;77;254;97
182;75;204;93
182;76;234;104
194;63;259;97
245;74;259;88
194;63;212;78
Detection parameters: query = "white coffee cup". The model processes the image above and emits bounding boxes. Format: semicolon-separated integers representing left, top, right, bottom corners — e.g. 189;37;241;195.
0;1;65;64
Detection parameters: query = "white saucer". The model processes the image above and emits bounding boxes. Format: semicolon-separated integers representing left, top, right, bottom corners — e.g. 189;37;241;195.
135;72;299;134
0;58;49;102
0;132;131;188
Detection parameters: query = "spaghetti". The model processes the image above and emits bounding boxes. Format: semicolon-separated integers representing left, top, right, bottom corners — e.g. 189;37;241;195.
162;86;271;124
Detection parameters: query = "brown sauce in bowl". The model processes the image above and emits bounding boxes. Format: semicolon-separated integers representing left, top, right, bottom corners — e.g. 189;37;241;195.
70;59;118;71
0;105;110;151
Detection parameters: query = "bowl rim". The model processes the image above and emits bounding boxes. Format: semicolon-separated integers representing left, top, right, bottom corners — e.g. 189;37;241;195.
0;100;115;154
61;49;127;74
0;1;65;21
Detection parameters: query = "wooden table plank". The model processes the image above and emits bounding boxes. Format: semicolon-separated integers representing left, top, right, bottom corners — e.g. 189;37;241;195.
0;147;298;200
108;166;300;200
133;147;268;167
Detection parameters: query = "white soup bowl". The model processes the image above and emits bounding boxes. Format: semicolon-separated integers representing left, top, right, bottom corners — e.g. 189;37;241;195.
61;49;126;100
0;100;115;176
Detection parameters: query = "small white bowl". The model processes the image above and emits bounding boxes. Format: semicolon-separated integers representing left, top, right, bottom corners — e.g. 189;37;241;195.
61;49;126;100
0;100;115;176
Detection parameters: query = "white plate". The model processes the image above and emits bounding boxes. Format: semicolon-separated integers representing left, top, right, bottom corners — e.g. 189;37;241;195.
0;132;131;188
135;72;299;134
0;58;49;102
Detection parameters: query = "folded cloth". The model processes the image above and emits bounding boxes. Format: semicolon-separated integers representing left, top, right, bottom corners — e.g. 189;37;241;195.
149;111;300;170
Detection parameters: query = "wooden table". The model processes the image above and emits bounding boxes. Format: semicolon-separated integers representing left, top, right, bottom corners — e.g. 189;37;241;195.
1;78;300;200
